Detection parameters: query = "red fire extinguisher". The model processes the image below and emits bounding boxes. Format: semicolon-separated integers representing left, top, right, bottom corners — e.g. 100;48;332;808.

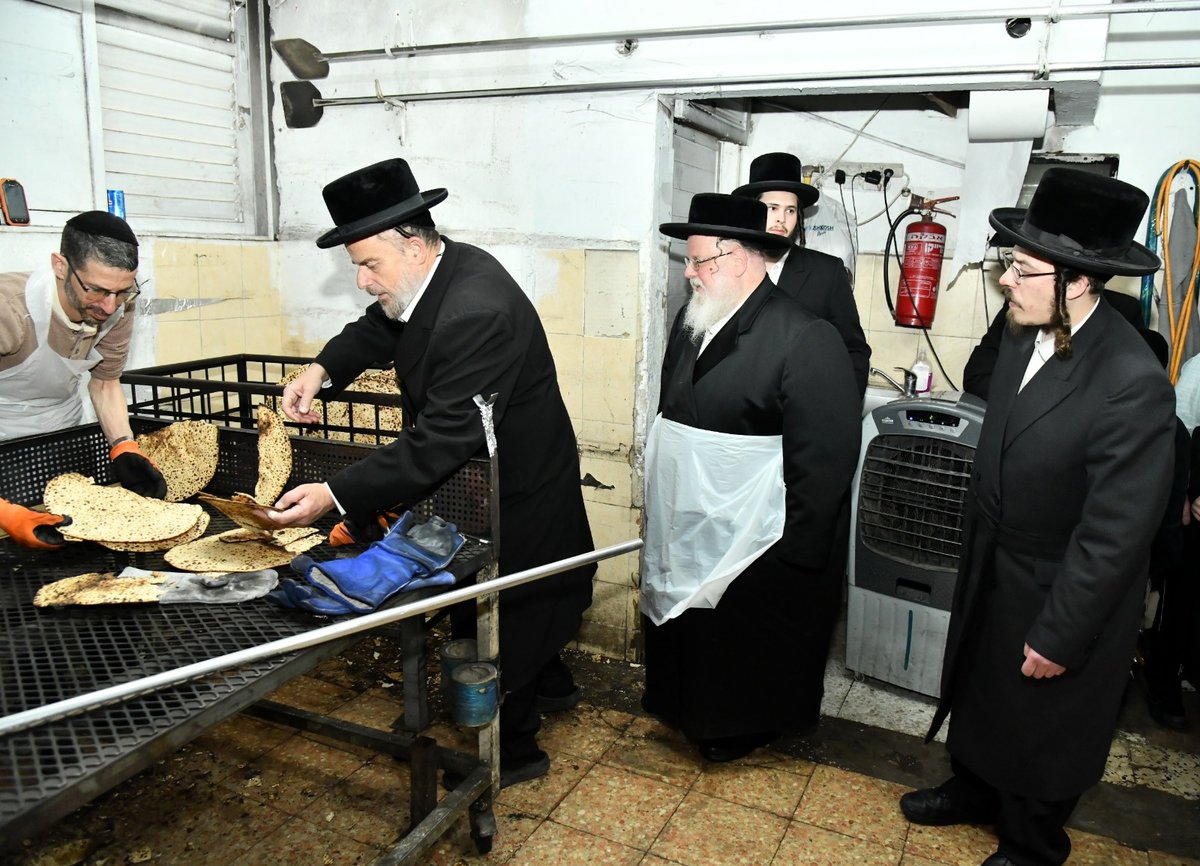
887;195;958;329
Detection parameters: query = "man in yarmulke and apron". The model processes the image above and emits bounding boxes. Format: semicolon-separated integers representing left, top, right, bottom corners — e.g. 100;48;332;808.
900;169;1174;866
640;192;862;763
0;212;167;550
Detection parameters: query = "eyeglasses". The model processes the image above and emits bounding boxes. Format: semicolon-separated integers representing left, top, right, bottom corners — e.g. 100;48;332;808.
999;249;1056;285
684;250;734;270
67;261;142;303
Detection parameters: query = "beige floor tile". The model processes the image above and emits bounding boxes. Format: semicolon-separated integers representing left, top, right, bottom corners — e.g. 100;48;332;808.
900;855;957;866
552;762;686;848
225;735;367;815
795;765;911;849
1148;852;1200;866
538;702;635;761
303;757;412;847
903;821;997;865
191;712;295;770
1066;827;1150;865
231;812;380;865
328;689;406;731
693;760;808;817
775;822;903;865
266;673;358;714
495;751;593;817
650;790;789;866
426;809;542;865
508;819;645;866
741;748;817;778
639;856;676;865
600;716;705;787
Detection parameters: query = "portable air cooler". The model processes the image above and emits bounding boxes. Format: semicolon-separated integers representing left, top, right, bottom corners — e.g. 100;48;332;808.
846;391;986;697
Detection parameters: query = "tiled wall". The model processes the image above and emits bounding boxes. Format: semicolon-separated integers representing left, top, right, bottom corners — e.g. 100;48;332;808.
150;240;284;363
535;248;643;662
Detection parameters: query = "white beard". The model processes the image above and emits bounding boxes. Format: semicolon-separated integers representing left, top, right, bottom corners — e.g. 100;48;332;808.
682;279;740;342
377;277;421;321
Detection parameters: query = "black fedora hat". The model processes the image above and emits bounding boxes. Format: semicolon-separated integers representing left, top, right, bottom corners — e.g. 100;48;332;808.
316;158;448;249
660;193;792;251
731;152;819;208
989;167;1160;277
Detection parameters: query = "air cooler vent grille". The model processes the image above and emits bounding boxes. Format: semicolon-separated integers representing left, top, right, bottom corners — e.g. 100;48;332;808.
857;433;974;570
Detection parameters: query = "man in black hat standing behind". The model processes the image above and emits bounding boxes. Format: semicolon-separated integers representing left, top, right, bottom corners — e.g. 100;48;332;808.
641;193;861;761
732;152;870;397
899;168;1174;866
270;158;595;787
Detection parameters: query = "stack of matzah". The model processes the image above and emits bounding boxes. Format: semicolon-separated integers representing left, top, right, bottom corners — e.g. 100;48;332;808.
165;526;324;572
42;473;209;552
273;365;402;442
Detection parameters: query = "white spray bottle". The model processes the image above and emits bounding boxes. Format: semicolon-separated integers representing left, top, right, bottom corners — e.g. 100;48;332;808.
912;345;932;395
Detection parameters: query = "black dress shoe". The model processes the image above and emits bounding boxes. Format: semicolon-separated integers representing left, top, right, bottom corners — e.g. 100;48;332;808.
900;785;997;826
1146;689;1188;730
535;685;582;714
697;731;777;762
980;854;1019;865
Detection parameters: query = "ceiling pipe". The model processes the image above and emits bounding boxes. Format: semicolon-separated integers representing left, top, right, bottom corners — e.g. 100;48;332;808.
272;1;1200;80
279;56;1200;129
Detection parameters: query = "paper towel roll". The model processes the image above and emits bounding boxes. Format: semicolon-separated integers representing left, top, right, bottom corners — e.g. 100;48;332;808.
968;89;1050;142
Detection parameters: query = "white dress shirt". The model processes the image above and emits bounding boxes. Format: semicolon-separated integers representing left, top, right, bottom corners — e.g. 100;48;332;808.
1018;295;1100;392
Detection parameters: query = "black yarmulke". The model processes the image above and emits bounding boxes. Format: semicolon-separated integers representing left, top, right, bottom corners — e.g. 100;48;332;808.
65;210;138;247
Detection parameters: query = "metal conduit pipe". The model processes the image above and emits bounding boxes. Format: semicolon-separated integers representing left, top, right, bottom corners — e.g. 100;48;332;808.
273;0;1200;79
0;538;643;738
280;57;1200;128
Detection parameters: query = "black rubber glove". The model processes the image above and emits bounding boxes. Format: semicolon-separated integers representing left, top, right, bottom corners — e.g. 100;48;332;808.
110;440;168;499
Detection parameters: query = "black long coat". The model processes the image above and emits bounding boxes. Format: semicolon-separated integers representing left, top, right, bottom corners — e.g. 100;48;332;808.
774;246;871;398
928;299;1174;800
316;238;595;690
642;279;861;739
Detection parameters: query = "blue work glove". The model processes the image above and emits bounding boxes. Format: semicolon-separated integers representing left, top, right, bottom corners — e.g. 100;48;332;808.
266;576;365;616
300;512;464;609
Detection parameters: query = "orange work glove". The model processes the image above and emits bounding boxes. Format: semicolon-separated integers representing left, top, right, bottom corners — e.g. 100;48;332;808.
329;512;398;547
110;439;168;499
0;497;72;550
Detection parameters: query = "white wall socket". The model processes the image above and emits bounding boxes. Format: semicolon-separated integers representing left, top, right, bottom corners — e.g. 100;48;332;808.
828;162;906;190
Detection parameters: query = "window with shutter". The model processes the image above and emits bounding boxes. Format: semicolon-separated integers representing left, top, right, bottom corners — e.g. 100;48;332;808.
95;0;273;236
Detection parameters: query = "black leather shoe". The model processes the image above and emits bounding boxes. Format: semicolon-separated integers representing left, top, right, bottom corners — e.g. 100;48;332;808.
980;854;1019;865
1146;690;1188;730
535;685;582;714
900;785;997;826
697;731;777;762
442;751;550;791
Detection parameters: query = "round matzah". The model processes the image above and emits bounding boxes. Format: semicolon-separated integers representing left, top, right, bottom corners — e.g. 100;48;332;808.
198;491;278;531
255;405;292;504
34;572;166;607
136;421;219;502
219;526;319;545
103;511;211;553
164;528;325;572
274;365;402;443
44;473;206;543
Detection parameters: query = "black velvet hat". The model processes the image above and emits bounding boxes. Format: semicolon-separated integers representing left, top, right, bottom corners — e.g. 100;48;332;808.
731;152;819;208
989;168;1160;277
316;158;448;249
660;193;792;250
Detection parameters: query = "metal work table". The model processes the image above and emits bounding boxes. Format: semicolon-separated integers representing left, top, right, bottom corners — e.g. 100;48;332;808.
0;420;501;860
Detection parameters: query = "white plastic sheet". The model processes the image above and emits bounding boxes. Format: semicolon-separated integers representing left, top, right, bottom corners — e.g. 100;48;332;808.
640;415;785;625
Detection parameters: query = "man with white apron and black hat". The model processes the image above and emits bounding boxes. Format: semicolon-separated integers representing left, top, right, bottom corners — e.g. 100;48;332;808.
732;152;871;397
900;169;1174;866
0;211;166;549
641;193;861;763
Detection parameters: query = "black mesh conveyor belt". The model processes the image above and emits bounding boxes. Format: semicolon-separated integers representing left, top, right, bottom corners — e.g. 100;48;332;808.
0;421;494;846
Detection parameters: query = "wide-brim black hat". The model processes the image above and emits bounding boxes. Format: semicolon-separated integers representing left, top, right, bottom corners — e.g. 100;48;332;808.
316;158;448;249
660;193;792;251
989;167;1159;277
731;152;819;208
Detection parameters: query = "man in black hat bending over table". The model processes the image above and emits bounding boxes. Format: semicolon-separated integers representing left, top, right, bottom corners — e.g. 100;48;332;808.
732;152;870;397
641;193;860;762
267;158;596;787
899;168;1174;866
0;211;166;549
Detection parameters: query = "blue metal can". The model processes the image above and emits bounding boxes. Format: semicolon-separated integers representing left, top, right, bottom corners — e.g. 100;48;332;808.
106;189;126;220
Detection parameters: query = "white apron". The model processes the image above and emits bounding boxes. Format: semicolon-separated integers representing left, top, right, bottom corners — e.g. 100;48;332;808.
0;269;121;440
640;414;786;625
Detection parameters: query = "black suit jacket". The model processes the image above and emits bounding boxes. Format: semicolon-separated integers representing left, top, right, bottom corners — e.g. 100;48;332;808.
314;237;594;686
773;246;871;397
